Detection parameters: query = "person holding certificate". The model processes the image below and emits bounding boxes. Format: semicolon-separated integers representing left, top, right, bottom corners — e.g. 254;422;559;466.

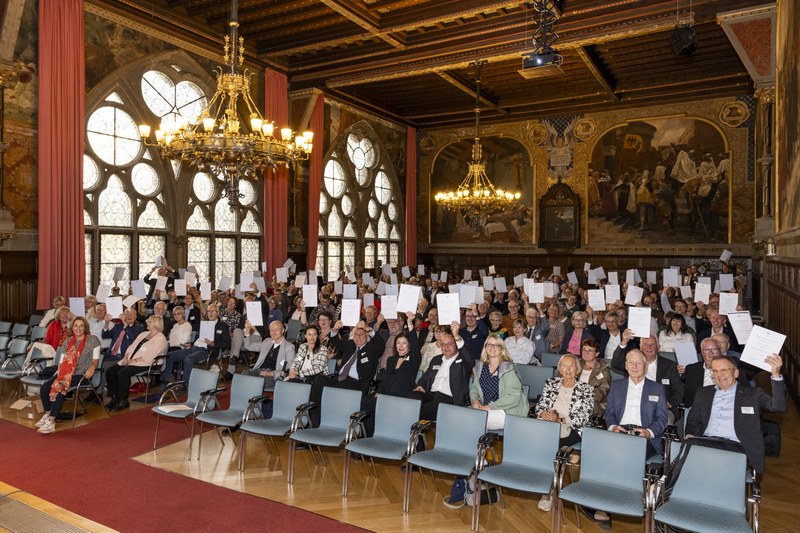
160;304;230;385
657;313;696;353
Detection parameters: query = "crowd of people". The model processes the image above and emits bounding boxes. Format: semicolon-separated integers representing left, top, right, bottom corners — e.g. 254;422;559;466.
26;259;786;525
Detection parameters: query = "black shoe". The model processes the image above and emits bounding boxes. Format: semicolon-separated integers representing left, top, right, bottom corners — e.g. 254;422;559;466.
84;394;102;405
108;401;130;412
223;372;234;381
106;400;119;409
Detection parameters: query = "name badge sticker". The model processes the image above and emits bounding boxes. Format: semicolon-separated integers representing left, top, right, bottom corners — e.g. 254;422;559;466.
648;395;659;402
455;360;462;364
432;365;441;370
535;334;542;340
360;357;369;363
661;379;670;385
741;406;755;415
596;373;604;380
216;329;222;334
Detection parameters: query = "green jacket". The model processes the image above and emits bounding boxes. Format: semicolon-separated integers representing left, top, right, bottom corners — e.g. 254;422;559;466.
469;361;529;417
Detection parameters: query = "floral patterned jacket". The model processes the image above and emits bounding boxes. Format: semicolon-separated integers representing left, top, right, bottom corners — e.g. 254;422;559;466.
534;377;595;432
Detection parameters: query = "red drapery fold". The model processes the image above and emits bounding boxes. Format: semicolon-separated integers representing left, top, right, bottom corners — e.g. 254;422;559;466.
305;96;324;271
263;70;289;278
37;0;86;309
405;127;417;267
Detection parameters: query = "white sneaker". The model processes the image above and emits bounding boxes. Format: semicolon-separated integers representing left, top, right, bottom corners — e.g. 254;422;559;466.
538;495;552;512
35;414;51;428
37;418;56;434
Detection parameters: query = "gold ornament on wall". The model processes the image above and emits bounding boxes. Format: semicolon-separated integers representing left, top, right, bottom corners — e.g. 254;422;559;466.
719;101;750;127
573;118;598;142
527;122;548;146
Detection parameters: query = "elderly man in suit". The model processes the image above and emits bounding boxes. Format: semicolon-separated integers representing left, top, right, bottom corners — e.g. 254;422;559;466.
161;304;230;384
412;323;475;421
685;354;785;474
328;319;386;396
241;319;296;390
682;336;747;408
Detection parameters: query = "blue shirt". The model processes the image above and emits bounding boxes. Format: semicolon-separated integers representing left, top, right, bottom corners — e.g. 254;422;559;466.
703;383;739;442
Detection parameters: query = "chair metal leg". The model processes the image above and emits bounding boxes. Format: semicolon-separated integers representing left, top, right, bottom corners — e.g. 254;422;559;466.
369;456;378;478
402;460;412;513
189;419;197;460
430;469;437;488
287;440;296;483
196;422;204;460
342;450;350;496
238;431;247;471
153;415;161;450
497;486;505;509
214;426;225;446
472;478;481;531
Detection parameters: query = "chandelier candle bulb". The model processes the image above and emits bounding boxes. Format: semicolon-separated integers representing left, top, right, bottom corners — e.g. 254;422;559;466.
250;116;263;132
138;125;151;138
280;128;293;141
261;122;273;137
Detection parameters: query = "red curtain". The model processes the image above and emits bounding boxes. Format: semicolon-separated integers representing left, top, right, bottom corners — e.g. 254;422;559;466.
37;0;86;309
263;70;289;277
305;96;324;271
405;127;417;267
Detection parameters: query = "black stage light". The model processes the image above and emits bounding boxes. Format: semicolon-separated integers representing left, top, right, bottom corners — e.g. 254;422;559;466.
672;26;697;55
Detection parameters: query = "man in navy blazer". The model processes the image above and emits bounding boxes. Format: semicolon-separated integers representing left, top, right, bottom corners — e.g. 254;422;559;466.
685;354;786;474
605;349;669;456
161;304;231;384
413;326;475;420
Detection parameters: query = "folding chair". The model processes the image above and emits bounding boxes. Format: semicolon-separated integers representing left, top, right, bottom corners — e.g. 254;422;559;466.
20;347;64;397
152;368;220;450
0;339;30;398
0;322;11;336
30;326;47;343
238;380;312;471
541;352;561;367
194;373;264;460
28;315;44;328
343;395;421;496
285;319;303;344
10;323;30;339
66;352;110;428
130;348;169;406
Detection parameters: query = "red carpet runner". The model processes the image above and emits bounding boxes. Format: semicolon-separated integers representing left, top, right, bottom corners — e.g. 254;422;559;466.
0;409;365;532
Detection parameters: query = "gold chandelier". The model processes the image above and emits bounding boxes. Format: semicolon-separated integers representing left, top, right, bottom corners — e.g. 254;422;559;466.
434;60;520;226
138;0;312;209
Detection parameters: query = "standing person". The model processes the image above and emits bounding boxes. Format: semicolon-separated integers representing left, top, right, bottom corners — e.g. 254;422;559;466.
469;337;528;430
36;318;101;434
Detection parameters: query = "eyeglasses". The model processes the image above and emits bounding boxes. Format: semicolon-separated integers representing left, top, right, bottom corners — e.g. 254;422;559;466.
701;348;721;353
486;343;502;348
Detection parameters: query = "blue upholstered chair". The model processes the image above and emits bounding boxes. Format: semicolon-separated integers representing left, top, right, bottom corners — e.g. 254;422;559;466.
152;367;219;450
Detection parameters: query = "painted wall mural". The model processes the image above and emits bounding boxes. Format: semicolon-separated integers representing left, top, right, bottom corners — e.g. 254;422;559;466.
776;0;800;231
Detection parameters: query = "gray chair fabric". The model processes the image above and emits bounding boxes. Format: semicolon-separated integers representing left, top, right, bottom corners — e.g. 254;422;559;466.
30;326;47;342
655;445;752;533
11;323;30;339
343;395;421;495
152;368;220;450
516;364;555;401
558;427;648;522
540;352;561;367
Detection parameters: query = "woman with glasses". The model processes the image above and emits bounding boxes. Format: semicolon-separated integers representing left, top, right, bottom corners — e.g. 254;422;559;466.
578;338;611;416
560;311;595;355
468;337;528;430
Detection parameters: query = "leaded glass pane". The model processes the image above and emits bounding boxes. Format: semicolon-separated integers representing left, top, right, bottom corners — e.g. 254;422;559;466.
214;199;236;232
365;223;376;239
341;195;353;215
390;243;399;266
87;106;141;166
318;221;325;236
241;238;260;274
141;70;174;117
327;241;340;282
84;210;92;226
85;233;93;295
368;199;379;218
324;160;346;197
364;243;375;269
170;160;180;178
355;167;369;186
187;205;209;230
346;134;359;162
98;175;132;227
83;155;100;190
193;172;215;202
241;211;260;233
105;92;123;104
131;163;160;196
388;201;398;221
378;213;389;238
319;192;328;213
328;210;342;237
344;221;356;237
375;171;392;204
378;242;388;264
175;80;207;120
347;135;375;170
362;138;376;168
138;202;166;228
239;180;256;206
316;240;325;274
215;237;236;282
344;242;355;271
138;235;165;280
390;225;400;240
187;236;210;283
100;233;130;293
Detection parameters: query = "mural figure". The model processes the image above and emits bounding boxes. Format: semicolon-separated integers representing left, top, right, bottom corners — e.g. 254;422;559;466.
544;118;576;181
588;117;729;244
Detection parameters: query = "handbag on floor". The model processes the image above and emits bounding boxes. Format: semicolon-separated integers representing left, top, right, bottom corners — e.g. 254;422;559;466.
442;477;466;509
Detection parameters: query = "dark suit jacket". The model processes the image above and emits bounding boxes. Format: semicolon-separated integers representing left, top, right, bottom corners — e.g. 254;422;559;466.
102;322;144;359
605;377;669;454
611;343;684;417
695;324;742;353
416;345;475;408
202;319;232;358
685;379;786;473
184;306;202;332
330;332;386;395
682;361;748;408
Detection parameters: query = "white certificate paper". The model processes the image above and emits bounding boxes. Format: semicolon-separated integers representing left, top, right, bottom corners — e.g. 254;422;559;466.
397;284;421;313
605;284;621;304
567;272;578;284
718;293;739;315
588;289;605;310
173;279;187;296
529;283;545;304
727;311;754;344
494;277;507;292
719;273;734;291
625;285;644;306
98;284;114;302
674;342;698;367
341;299;362;327
343;284;358;300
380;295;397;319
245;301;263;326
106;297;123;318
740;325;785;372
663;268;680;288
628;307;652;338
199;320;215;342
69;297;85;317
436;293;461;325
303;285;318;308
200;282;211;301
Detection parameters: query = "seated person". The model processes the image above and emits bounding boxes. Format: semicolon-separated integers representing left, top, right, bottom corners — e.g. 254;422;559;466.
39;295;66;327
657;313;695;353
523;307;549;361
504;318;535;365
560;311;594;355
328;319;385;396
241;320;296;390
286;324;329;384
102;308;143;364
488;311;508;339
376;313;421;399
412;324;474;421
469;337;528;430
36;318;101;434
161;304;230;384
167;306;193;351
685;354;786;474
578;338;611;417
105;316;168;411
682;336;748;408
419;325;453;372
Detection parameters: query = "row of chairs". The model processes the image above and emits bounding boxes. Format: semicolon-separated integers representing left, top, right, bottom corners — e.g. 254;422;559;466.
150;371;756;532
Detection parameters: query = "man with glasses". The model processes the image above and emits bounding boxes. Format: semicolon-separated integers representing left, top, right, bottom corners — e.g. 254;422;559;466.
413;324;474;420
524;307;549;360
685;354;785;474
682;337;747;408
596;311;623;360
459;307;487;360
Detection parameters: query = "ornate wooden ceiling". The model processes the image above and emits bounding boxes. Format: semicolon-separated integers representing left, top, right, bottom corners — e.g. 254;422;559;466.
89;0;762;128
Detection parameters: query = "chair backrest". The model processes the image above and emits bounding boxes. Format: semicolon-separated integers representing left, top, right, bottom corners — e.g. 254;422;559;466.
272;380;312;421
373;394;421;441
229;374;267;411
11;323;30;338
186;368;220;404
541;352;561;367
8;338;30;356
579;427;646;492
30;326;47;342
0;322;11;335
28;314;44;327
88;351;106;389
502;415;561;471
285;319;303;343
433;403;487;456
327;358;337;375
189;330;198;344
516;365;555;400
0;336;9;352
319;387;362;430
671;446;747;513
658;351;678;363
610;368;626;381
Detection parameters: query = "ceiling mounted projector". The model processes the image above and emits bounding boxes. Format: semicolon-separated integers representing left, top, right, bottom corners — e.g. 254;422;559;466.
519;50;563;79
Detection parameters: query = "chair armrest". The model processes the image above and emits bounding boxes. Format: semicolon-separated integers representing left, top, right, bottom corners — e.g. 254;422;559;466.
244;394;273;421
198;386;228;411
28;356;51;365
291;401;318;432
346;410;371;442
554;445;575;491
407;419;432;456
158;380;187;405
476;432;500;469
